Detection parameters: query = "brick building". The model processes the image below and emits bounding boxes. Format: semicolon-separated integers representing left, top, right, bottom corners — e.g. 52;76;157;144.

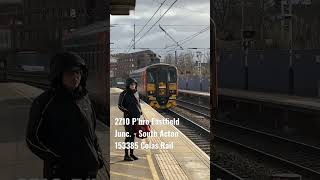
114;50;160;79
110;55;117;78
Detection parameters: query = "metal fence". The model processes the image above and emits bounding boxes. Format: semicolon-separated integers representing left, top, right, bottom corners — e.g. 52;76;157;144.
179;49;320;97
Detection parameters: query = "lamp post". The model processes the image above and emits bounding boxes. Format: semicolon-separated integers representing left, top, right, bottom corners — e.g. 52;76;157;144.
209;7;218;176
210;10;218;132
242;29;255;90
282;0;294;94
197;51;203;91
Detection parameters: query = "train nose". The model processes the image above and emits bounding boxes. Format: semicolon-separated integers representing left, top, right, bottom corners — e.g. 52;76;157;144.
158;97;168;106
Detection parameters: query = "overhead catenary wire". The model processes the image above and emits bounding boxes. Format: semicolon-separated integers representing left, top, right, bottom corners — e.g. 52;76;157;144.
112;25;209;53
111;47;209;50
165;25;209;49
111;24;209;27
126;0;168;51
127;0;179;53
159;24;183;50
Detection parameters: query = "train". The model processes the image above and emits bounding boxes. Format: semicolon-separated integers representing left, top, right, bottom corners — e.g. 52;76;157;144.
130;63;178;109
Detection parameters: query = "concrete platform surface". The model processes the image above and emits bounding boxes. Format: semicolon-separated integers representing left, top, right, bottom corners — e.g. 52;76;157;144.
110;88;210;180
180;88;320;112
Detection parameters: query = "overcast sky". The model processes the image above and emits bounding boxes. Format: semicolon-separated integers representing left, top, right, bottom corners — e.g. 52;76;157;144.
110;0;210;58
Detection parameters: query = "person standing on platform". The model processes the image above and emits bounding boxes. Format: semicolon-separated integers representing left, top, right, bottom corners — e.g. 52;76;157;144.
26;52;105;180
118;77;142;161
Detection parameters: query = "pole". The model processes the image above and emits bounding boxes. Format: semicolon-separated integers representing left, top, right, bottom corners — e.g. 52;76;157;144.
289;0;293;66
210;5;218;125
261;0;264;41
245;40;249;90
134;23;136;49
197;51;203;91
281;0;285;40
175;50;177;65
241;0;244;40
288;0;294;94
210;2;218;168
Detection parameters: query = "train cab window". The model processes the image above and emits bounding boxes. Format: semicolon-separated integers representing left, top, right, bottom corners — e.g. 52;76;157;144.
147;71;156;83
168;69;177;83
158;69;167;83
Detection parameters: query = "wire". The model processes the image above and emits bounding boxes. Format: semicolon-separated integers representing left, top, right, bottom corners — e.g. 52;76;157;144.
111;24;209;27
126;0;168;51
153;0;209;15
127;0;179;53
111;47;209;50
159;25;183;50
165;25;209;49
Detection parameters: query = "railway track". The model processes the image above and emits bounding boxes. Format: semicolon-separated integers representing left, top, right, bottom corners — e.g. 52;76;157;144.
177;99;320;179
161;109;246;180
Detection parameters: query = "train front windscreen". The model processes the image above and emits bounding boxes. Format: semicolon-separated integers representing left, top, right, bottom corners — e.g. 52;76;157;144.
147;67;176;94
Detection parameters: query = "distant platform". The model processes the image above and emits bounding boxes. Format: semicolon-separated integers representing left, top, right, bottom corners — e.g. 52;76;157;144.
179;89;320;113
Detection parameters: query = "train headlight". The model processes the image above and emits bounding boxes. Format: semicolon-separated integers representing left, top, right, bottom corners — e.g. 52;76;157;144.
148;91;154;95
169;90;176;94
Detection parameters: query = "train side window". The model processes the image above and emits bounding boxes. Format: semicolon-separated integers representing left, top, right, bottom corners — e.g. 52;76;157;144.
147;71;155;83
168;69;177;83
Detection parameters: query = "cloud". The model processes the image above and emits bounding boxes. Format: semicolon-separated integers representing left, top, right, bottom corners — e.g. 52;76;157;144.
111;0;210;56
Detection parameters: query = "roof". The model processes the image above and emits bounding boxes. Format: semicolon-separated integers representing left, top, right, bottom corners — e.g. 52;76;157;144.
63;21;109;39
63;0;136;39
0;0;22;4
111;0;136;15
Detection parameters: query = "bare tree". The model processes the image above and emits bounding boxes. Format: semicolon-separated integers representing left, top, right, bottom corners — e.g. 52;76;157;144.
165;53;174;64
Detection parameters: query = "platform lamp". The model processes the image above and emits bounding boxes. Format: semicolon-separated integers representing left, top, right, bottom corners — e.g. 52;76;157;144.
209;17;218;119
242;29;255;90
196;51;203;91
209;4;218;171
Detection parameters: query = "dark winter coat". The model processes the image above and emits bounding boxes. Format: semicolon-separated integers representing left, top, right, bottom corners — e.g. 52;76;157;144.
118;78;142;122
25;52;104;178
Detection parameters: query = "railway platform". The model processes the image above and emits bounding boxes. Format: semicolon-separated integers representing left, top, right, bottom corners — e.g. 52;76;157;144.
0;82;109;180
110;88;210;180
179;88;320;113
179;88;320;137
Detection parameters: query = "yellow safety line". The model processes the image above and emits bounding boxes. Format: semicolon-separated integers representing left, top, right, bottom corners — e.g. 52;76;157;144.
11;85;33;102
144;139;160;180
111;171;153;180
115;162;150;169
110;152;147;159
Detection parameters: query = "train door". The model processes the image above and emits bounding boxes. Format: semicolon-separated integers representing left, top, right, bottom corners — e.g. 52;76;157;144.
146;69;156;102
157;68;168;106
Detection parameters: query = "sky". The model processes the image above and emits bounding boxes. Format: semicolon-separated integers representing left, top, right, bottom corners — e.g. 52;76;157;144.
110;0;210;58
